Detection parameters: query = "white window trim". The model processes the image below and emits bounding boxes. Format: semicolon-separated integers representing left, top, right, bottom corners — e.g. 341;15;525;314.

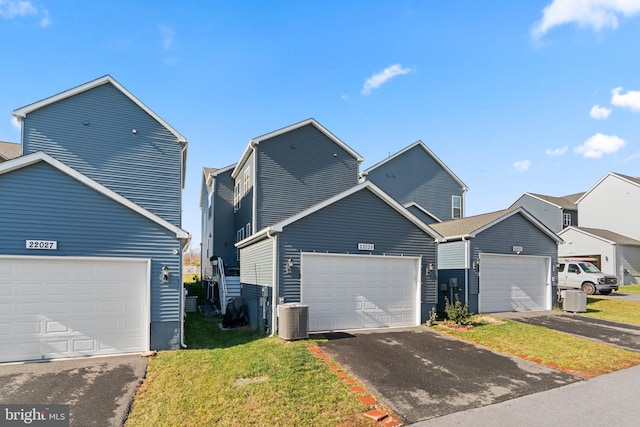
563;212;571;226
452;195;462;219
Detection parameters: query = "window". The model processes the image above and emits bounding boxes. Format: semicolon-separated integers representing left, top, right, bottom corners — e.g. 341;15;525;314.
234;181;242;212
244;167;251;195
568;264;580;274
563;213;571;227
452;195;462;219
245;223;251;237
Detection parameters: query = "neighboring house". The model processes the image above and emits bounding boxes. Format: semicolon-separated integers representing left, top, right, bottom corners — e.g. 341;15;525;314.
201;118;364;314
237;181;443;333
360;140;468;223
200;164;236;280
431;207;562;313
0;76;190;363
553;172;640;286
509;192;583;233
577;172;640;242
0;141;21;162
558;227;640;285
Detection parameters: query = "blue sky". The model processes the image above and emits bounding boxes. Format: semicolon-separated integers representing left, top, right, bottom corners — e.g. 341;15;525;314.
2;1;639;250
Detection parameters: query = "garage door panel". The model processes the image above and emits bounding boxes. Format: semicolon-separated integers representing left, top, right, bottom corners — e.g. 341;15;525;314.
479;254;549;313
301;254;419;332
0;257;149;363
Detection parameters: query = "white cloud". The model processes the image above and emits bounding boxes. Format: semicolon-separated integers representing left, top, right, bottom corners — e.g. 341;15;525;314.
611;86;640;111
574;133;626;158
0;1;51;27
531;0;640;38
0;0;37;18
40;8;50;28
513;160;531;172
546;146;568;156
361;64;413;96
158;24;176;50
589;104;611;119
11;116;20;131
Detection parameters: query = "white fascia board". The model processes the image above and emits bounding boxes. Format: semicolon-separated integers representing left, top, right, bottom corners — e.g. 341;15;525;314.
235;227;273;249
269;181;444;241
232;118;364;178
578;172;640;205
13;75;187;142
471;207;562;243
362;140;468;191
403;201;443;223
576;172;613;204
509;192;562;210
558;227;615;245
0;152;190;240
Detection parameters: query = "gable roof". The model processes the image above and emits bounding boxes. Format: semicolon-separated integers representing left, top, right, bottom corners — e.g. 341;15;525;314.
511;192;584;210
577;172;640;204
0;142;20;161
559;226;640;246
200;163;237;208
12;75;188;187
430;207;562;243
403;201;442;223
360;140;468;191
231;118;364;179
236;181;444;248
0;151;190;241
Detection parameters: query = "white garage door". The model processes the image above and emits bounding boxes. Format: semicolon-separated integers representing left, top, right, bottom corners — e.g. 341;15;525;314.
0;256;149;363
300;253;420;332
479;254;550;313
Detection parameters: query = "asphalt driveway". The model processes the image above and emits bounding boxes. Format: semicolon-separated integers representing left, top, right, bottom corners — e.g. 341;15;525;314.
0;355;147;426
495;311;640;352
319;327;578;424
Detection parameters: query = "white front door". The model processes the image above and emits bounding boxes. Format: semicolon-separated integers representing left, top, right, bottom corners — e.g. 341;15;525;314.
0;256;150;363
300;253;420;332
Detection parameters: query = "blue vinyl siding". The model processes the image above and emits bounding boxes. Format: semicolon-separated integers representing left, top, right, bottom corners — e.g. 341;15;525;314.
468;213;558;312
255;124;359;230
366;145;463;221
273;188;438;316
0;162;182;350
213;169;237;267
234;154;254;243
21;82;182;226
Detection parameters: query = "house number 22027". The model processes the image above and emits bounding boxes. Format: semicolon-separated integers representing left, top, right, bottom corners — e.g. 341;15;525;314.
26;240;58;250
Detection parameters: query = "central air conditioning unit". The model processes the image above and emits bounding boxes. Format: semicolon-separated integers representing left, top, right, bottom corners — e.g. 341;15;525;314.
278;303;309;340
563;290;587;312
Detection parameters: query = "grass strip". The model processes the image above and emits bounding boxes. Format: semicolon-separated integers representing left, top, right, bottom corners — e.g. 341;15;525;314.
125;312;371;427
435;317;640;378
580;297;640;325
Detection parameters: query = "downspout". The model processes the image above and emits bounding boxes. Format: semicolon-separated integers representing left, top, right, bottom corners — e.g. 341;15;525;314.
180;141;189;349
463;237;469;305
267;229;278;337
180;236;191;349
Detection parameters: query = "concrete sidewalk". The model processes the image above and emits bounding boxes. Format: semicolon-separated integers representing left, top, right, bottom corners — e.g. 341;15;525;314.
410;363;640;426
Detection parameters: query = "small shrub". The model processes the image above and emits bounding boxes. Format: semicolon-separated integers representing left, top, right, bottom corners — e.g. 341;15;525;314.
444;295;471;325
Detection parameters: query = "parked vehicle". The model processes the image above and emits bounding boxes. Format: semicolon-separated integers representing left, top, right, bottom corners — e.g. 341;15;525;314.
557;259;618;295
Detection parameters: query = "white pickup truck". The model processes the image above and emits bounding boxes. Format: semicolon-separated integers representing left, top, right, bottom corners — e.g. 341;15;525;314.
557;260;618;295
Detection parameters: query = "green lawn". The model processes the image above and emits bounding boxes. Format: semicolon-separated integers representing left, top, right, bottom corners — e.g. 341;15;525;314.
618;284;640;294
125;312;372;427
127;294;640;425
435;297;640;378
581;296;640;325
